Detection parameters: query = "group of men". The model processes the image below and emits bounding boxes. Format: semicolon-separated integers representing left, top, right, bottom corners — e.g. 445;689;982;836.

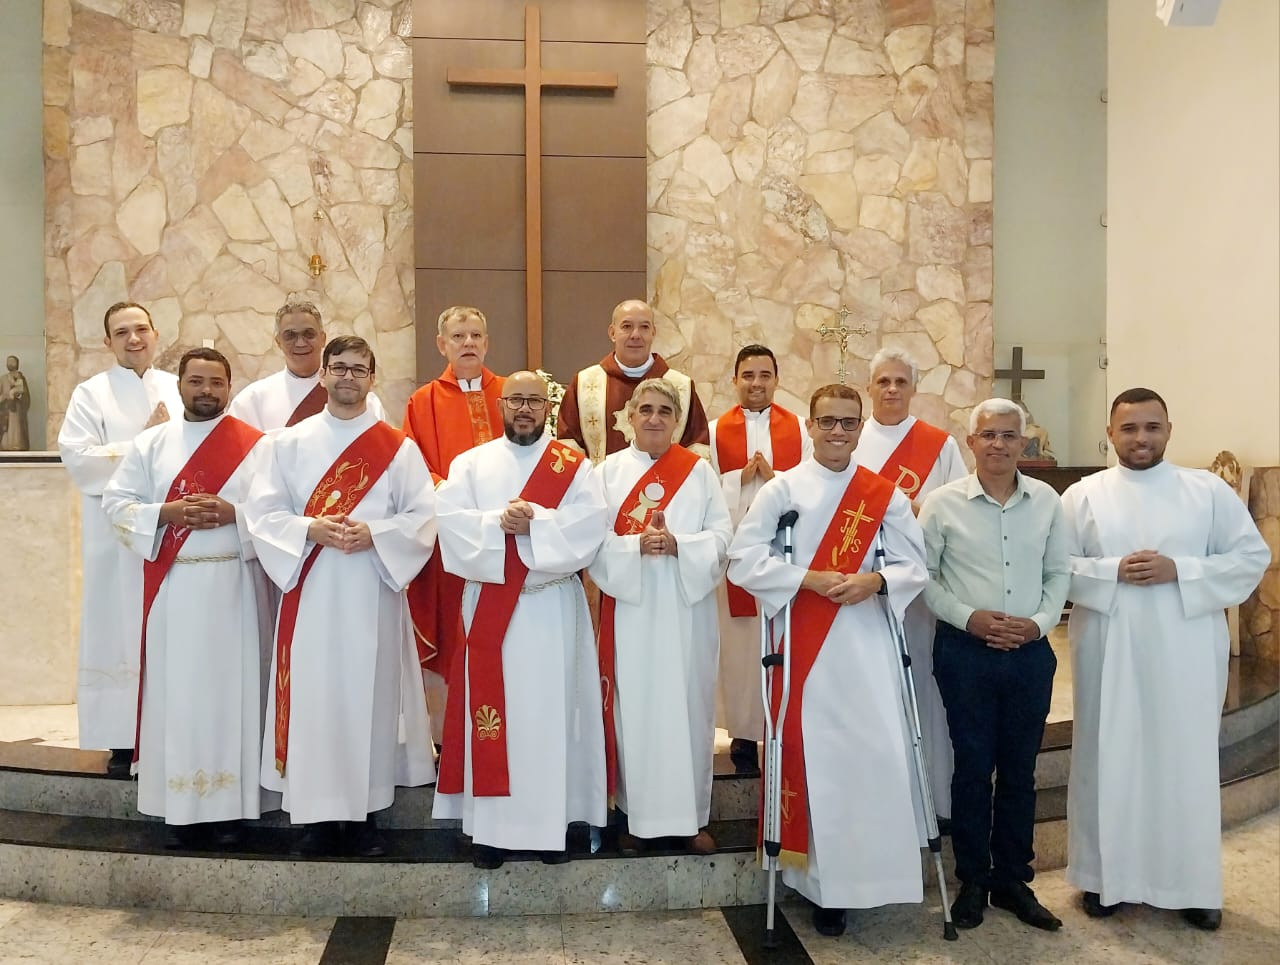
58;296;1269;940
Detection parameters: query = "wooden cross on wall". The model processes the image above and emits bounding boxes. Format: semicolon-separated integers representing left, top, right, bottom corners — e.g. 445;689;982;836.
446;4;618;370
994;346;1046;402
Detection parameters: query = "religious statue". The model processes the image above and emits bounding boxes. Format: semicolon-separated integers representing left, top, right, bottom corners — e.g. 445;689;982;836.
0;355;31;452
1015;400;1056;465
1208;450;1244;494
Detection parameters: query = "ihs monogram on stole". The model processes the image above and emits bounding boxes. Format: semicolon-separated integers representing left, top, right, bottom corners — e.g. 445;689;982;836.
306;459;372;516
622;479;668;534
830;499;877;568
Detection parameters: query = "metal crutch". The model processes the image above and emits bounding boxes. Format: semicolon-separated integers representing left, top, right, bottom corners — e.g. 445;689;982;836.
759;509;798;949
873;529;959;942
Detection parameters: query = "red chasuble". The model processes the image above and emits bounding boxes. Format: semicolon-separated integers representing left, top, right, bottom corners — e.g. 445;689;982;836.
714;405;804;617
769;466;895;867
403;367;505;673
285;382;328;427
597;445;701;797
132;416;264;762
876;419;950;500
273;421;404;775
436;440;584;797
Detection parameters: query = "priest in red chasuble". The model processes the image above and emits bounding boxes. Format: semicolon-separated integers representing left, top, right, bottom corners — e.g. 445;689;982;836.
728;384;928;939
590;378;731;856
854;347;967;824
229;301;388;432
557;299;710;463
709;344;812;773
402;306;505;740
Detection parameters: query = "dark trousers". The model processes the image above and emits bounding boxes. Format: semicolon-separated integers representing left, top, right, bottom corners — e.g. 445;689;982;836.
932;620;1056;889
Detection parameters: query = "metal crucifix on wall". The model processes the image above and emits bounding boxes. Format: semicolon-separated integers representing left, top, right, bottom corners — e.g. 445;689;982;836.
816;306;871;384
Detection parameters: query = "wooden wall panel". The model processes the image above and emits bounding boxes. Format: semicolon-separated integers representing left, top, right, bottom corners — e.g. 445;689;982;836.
414;0;646;43
542;270;648;382
415;154;525;270
416;269;527;379
542;156;647;271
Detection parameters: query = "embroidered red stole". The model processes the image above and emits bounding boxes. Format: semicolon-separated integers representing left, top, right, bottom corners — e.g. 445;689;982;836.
597;445;701;797
133;416;264;762
273;421;404;775
714;406;804;617
437;440;584;797
877;419;949;500
769;465;895;867
285;382;328;427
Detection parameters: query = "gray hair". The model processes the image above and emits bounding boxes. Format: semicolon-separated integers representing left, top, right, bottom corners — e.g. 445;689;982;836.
969;398;1027;435
276;300;322;331
436;305;488;336
626;377;682;420
869;347;919;385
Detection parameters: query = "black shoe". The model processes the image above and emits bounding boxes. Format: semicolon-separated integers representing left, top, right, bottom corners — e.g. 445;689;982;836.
210;820;244;849
294;822;340;857
951;883;988;929
1082;891;1118;918
935;816;952;838
107;748;133;777
812;906;847;937
990;881;1062;931
347;817;387;858
540;849;571;865
162;824;205;850
472;844;504;870
729;738;760;774
1181;908;1222;931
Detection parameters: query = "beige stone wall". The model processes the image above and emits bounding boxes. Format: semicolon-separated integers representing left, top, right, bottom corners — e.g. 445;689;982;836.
646;0;994;432
1241;467;1280;663
43;0;416;439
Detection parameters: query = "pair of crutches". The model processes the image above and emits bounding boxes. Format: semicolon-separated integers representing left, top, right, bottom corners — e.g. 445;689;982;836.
759;514;957;945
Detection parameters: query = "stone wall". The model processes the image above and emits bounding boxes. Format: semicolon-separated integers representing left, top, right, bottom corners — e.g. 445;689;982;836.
43;0;416;438
646;0;994;431
1241;466;1280;662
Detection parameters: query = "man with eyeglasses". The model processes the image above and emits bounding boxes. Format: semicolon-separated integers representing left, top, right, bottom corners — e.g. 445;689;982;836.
402;306;506;743
918;398;1069;932
247;336;436;857
230;301;388;432
728;384;928;938
433;370;608;869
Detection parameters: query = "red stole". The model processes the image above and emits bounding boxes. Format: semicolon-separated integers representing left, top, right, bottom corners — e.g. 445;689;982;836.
437;440;584;797
273;421;404;775
714;406;804;617
769;465;895;866
133;416;264;762
877;419;949;500
598;445;701;798
285;382;327;427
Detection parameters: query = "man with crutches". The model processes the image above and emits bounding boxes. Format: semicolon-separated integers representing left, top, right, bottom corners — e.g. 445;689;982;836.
728;384;931;939
918;399;1069;931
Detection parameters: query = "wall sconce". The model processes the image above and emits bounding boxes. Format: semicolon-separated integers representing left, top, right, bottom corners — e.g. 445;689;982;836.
309;209;328;277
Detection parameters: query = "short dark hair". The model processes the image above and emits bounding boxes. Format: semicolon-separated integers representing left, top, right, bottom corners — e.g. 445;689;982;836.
323;335;376;373
179;347;231;381
103;301;154;337
734;344;777;377
809;383;862;419
1109;387;1168;418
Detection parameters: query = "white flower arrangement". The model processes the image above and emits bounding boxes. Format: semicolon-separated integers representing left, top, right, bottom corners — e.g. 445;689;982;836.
536;368;567;437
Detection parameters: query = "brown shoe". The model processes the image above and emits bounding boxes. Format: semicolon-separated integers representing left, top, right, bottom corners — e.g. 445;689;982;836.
688;829;716;854
617;830;643;856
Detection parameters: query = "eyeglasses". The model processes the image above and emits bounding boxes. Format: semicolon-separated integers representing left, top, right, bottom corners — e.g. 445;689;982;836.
501;396;548;411
814;416;861;431
975;430;1022;444
326;363;371;379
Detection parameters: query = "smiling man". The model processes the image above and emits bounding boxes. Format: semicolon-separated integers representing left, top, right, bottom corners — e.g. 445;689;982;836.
229;301;387;432
1061;388;1269;931
557;299;709;463
59;301;182;768
727;384;928;938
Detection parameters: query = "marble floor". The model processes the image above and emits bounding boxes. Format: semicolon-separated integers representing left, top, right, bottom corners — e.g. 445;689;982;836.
0;810;1274;964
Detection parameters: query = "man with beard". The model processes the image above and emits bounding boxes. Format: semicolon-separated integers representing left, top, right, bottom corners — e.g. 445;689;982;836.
103;348;273;848
433;370;608;868
59;301;182;771
1062;388;1268;930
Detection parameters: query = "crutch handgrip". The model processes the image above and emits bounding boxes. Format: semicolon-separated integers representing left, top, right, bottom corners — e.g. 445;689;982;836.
761;653;783;669
778;509;798;529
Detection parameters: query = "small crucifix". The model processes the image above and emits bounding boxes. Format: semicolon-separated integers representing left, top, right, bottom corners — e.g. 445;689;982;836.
816;306;871;384
446;4;618;370
994;346;1046;402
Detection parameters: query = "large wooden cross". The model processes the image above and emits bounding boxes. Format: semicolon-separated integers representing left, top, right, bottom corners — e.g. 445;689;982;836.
446;4;618;370
995;346;1046;402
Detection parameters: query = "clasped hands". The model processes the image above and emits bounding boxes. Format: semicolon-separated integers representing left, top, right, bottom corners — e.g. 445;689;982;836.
640;510;678;557
1117;550;1177;586
500;498;535;535
739;451;775;486
307;514;373;553
160;494;235;530
802;569;882;606
966;610;1041;651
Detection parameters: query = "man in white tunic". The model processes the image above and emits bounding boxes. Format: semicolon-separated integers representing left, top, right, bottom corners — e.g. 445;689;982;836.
103;348;272;848
855;348;967;822
229;301;386;432
248;336;436;857
1063;388;1269;930
591;378;731;854
729;384;928;938
709;345;811;772
58;301;181;769
433;370;608;869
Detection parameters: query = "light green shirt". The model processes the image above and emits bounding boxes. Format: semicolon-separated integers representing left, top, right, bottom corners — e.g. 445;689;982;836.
919;472;1069;636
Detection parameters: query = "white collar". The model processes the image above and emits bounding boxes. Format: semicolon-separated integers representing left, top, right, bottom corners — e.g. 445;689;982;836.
615;355;655;378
